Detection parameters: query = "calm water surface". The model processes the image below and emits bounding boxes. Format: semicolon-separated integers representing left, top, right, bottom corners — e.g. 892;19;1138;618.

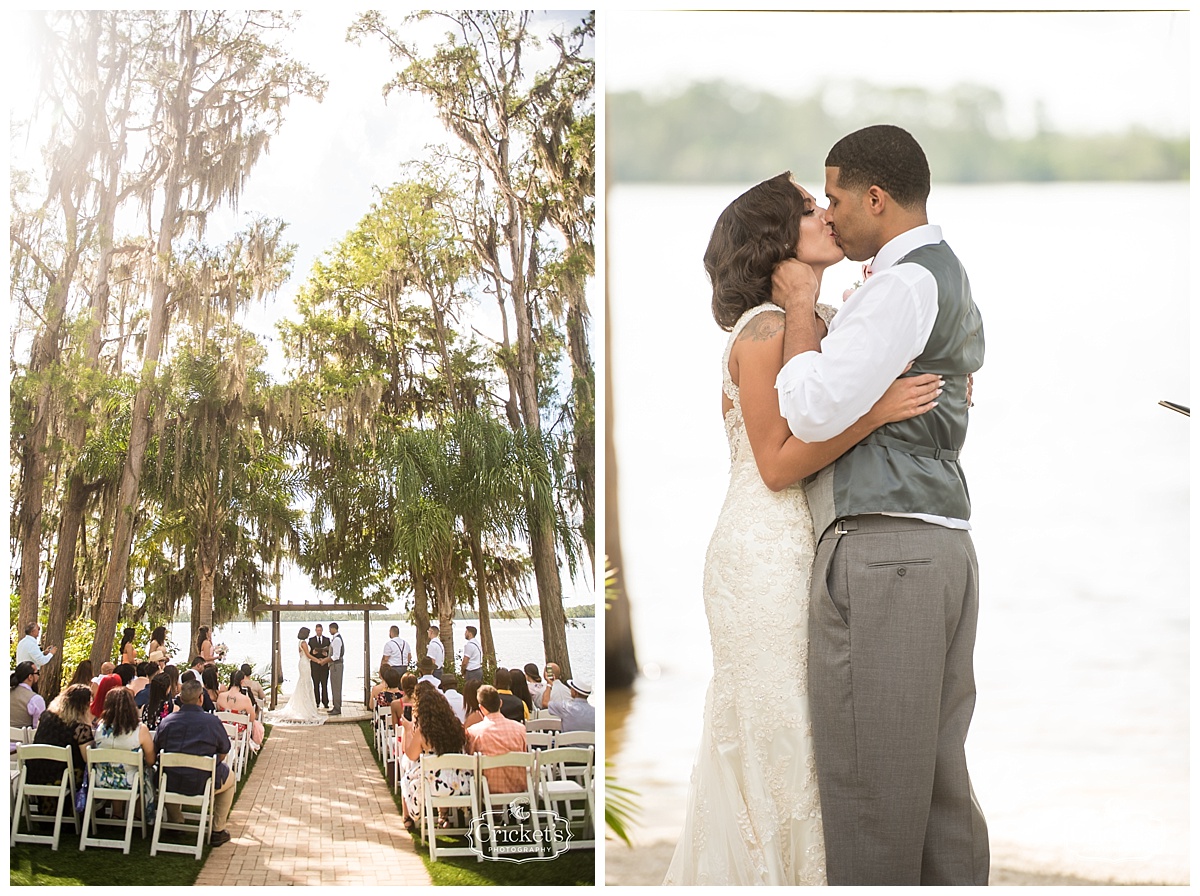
608;181;1189;882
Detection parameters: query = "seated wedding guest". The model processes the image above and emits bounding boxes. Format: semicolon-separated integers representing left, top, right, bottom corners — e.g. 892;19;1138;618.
10;662;46;729
114;663;136;687
202;666;221;708
440;674;465;723
239;664;267;706
141;672;176;731
397;682;470;832
467;685;529;794
119;626;138;665
96;661;116;682
68;660;95;693
189;656;207;677
371;664;405;707
154;680;234;847
390;673;419;725
147;625;168;661
537;662;572;709
91;673;124;722
507;667;535;714
492;668;528;722
131;663;153;706
522;663;545;705
547;678;595;732
27;684;94;786
93;687;156;817
416;656;440;688
180;670;216;713
461;679;485;729
217;670;263;750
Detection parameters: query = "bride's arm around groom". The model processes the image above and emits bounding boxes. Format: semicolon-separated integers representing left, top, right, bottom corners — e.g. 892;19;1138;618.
772;124;989;887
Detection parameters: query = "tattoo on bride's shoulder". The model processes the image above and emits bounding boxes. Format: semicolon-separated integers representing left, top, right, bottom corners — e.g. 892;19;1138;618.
739;310;785;343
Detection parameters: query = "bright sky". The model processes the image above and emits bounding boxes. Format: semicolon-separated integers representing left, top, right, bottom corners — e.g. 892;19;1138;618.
603;8;1190;138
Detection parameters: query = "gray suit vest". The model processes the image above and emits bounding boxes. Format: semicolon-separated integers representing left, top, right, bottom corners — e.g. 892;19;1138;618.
805;241;984;538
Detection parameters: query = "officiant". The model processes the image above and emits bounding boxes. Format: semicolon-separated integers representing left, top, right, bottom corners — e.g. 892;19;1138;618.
308;624;332;711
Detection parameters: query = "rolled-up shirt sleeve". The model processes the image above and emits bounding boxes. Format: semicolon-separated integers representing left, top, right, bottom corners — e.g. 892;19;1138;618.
775;264;937;442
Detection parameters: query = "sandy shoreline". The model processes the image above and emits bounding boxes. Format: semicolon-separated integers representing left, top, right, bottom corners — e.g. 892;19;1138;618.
603;839;1184;887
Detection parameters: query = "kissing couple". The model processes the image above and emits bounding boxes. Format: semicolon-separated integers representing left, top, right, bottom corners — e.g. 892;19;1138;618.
664;125;989;886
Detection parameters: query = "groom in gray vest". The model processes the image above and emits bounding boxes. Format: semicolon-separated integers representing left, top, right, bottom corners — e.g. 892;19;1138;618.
773;125;989;885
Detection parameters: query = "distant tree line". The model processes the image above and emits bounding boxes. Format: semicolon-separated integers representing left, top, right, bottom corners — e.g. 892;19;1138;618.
607;81;1189;184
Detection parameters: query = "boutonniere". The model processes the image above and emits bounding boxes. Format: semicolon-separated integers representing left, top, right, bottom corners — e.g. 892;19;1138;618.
841;264;873;302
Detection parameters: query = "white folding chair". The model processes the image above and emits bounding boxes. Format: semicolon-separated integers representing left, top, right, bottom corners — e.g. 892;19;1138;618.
380;713;399;787
534;746;594;849
80;748;146;853
219;722;243;781
524;731;554;751
215;712;251;781
477;751;552;859
11;743;80;850
419;752;479;862
552;730;595;749
524;717;561;734
10;726;35;744
150;752;215;859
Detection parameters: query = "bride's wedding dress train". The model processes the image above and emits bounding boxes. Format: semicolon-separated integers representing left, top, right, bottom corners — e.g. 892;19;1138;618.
263;645;326;726
663;303;829;886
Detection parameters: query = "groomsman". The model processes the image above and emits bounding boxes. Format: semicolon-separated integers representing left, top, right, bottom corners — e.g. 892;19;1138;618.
460;626;483;682
328;623;344;715
426;625;445;681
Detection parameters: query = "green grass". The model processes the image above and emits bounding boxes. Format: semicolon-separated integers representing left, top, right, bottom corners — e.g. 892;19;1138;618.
357;721;594;886
9;725;271;886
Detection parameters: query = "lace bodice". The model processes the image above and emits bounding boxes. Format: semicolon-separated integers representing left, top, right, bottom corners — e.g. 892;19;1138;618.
721;301;838;467
664;300;835;885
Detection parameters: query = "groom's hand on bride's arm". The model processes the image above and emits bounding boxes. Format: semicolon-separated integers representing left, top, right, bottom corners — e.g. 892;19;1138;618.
771;260;822;363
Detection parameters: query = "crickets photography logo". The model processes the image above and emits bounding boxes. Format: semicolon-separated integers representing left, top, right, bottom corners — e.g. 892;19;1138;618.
467;797;573;862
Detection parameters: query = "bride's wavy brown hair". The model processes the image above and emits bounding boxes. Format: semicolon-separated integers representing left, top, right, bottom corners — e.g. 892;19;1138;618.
705;172;806;331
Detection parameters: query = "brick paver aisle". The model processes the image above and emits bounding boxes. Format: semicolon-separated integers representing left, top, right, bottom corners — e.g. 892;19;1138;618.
195;721;432;886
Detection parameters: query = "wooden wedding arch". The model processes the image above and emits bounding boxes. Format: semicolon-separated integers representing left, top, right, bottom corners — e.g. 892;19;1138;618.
260;602;388;709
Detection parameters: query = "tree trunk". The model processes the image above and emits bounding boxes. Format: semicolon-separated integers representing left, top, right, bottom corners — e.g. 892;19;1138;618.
191;533;218;655
411;564;431;670
566;297;595;567
604;306;637;688
469;529;496;673
39;476;90;701
91;31;191;666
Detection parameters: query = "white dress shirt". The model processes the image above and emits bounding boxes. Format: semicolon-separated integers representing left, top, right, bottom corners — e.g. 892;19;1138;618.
775;224;968;530
330;633;344;662
426;638;445;667
382;636;411;667
16;634;54;668
461;638;482;671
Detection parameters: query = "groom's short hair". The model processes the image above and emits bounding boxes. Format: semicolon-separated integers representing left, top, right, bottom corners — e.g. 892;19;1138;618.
826;124;929;210
329;622;338;632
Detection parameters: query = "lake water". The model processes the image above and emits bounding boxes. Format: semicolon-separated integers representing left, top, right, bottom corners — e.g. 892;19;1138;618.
166;617;595;706
607;181;1189;883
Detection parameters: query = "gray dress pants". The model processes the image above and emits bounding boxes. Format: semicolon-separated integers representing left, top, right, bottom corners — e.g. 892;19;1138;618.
330;660;343;713
807;515;989;885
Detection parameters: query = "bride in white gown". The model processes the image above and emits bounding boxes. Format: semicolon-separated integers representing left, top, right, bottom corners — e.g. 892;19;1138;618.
264;627;326;726
663;174;942;885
